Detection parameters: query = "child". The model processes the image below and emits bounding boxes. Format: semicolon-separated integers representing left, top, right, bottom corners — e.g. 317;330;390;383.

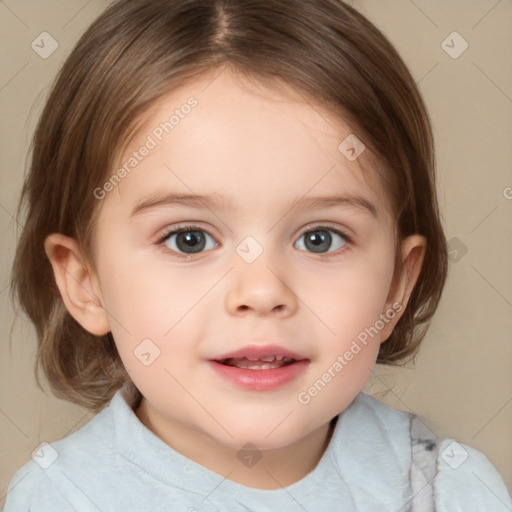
4;0;511;510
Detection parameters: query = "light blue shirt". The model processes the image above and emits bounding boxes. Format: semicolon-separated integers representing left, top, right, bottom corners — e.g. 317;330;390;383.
3;385;511;511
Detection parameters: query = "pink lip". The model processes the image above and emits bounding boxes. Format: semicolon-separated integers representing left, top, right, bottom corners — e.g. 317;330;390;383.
208;344;309;391
211;344;307;361
208;360;309;391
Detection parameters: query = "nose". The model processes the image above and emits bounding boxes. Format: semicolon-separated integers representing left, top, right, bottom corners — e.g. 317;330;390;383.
224;256;299;318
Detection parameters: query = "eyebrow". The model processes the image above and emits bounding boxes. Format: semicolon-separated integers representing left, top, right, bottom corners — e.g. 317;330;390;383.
130;192;378;218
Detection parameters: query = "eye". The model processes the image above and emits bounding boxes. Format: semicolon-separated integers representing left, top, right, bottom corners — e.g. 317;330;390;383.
160;226;218;255
294;226;350;254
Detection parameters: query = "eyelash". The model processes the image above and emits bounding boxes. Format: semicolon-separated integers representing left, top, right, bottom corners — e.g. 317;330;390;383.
156;223;353;259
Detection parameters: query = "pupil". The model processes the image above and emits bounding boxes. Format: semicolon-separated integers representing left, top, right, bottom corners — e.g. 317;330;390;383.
306;230;331;253
177;231;205;253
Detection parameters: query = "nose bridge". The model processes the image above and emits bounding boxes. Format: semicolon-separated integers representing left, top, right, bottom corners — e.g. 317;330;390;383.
225;236;298;316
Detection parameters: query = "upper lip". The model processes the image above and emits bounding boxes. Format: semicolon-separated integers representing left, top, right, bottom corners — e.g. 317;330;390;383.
210;344;308;361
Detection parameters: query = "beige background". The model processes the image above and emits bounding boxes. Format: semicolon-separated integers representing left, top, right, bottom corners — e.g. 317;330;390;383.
1;0;511;506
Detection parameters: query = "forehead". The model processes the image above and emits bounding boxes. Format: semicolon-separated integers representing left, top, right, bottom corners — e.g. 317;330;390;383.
110;67;390;220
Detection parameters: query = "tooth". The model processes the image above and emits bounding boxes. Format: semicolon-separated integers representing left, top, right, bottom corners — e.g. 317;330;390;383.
283;357;292;363
275;356;283;361
261;356;275;362
246;356;259;362
261;364;272;370
247;365;262;370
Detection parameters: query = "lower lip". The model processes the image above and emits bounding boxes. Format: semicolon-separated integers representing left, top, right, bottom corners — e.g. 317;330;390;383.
208;360;309;391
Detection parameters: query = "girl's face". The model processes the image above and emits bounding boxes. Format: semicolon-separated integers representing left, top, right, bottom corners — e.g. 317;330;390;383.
90;67;422;451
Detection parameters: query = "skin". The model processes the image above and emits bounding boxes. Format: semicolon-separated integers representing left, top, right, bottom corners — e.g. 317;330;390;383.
45;66;426;490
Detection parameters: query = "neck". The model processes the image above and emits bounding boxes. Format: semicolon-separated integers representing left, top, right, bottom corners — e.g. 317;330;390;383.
135;398;337;490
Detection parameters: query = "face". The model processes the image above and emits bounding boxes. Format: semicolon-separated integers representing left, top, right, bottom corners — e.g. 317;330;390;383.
90;67;406;451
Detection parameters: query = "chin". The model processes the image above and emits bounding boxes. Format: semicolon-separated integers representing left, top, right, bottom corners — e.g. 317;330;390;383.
203;416;316;451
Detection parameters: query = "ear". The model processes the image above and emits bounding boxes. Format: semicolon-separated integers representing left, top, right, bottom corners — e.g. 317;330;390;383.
44;233;110;336
380;234;427;342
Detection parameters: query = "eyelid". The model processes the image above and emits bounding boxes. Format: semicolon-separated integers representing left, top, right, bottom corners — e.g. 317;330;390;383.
156;223;352;244
294;223;353;258
155;223;217;245
155;222;354;258
155;223;220;260
299;223;353;243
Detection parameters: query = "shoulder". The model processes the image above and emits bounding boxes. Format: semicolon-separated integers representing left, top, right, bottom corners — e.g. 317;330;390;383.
2;462;69;510
2;394;119;511
409;414;512;511
350;394;512;510
434;438;512;511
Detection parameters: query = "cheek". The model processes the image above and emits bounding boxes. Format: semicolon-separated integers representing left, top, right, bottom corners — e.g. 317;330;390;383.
95;251;198;397
304;249;395;342
295;260;393;416
95;242;220;383
97;243;210;334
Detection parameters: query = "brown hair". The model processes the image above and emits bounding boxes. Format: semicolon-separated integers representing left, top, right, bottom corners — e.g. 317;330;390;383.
11;0;448;411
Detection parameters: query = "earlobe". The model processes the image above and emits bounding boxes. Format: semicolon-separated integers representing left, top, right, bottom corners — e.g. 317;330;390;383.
380;234;427;342
44;233;110;336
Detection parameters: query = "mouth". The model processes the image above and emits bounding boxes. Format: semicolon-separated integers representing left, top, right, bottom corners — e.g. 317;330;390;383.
210;344;308;369
208;344;309;391
215;355;297;370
